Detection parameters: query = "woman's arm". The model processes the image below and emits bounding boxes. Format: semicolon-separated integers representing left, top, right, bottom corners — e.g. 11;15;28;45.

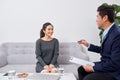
51;39;59;65
35;39;46;67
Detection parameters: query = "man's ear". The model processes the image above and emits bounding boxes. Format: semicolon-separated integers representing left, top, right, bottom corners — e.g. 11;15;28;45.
103;15;108;22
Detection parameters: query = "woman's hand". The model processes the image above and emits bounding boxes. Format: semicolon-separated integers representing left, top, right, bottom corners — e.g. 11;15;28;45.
49;64;57;73
44;65;49;69
50;68;58;73
43;64;57;73
43;65;50;72
49;64;55;69
49;64;54;72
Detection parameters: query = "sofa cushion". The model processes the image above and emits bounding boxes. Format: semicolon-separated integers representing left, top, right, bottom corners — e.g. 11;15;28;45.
2;43;36;64
58;42;89;64
0;46;7;67
7;54;37;64
2;43;35;55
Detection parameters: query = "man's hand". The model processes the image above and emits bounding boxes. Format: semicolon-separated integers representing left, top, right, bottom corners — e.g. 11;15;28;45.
82;64;93;72
77;39;89;47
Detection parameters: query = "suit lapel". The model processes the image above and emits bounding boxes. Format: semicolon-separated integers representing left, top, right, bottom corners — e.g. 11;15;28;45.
102;24;116;45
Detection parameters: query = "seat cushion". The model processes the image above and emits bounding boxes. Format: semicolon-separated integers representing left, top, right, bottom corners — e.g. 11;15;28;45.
7;54;37;64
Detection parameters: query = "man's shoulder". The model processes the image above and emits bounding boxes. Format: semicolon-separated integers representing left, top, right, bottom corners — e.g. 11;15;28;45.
111;24;120;34
114;25;120;35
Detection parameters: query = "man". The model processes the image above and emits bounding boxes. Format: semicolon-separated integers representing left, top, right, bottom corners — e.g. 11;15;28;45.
77;4;120;80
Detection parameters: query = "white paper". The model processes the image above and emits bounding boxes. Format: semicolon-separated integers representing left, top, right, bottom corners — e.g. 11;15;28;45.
69;56;95;66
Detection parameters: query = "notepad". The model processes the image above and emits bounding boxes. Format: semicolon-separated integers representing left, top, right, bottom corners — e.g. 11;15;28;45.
69;56;95;66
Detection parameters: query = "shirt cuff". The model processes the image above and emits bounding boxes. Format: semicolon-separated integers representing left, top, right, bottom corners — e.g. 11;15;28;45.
91;66;94;72
88;43;90;48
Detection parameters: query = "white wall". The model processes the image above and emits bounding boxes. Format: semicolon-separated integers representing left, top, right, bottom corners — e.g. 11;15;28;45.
0;0;119;45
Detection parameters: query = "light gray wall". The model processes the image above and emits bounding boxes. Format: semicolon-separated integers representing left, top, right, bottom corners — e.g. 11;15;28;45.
0;0;119;45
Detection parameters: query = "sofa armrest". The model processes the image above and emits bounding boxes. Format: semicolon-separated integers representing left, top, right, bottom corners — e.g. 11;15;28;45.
0;47;7;68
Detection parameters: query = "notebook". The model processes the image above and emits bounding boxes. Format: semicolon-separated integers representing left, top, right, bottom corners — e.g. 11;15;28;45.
69;56;95;66
27;73;60;80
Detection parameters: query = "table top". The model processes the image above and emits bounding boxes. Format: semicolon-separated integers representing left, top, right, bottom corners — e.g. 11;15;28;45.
0;73;76;80
60;73;76;80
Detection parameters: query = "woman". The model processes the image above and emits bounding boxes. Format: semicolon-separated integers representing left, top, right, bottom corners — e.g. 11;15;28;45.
35;22;59;73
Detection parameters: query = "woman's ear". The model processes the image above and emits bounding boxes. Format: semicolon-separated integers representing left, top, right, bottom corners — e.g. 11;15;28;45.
43;30;45;33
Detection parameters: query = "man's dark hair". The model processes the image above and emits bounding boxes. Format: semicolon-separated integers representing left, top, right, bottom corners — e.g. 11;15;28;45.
97;4;115;23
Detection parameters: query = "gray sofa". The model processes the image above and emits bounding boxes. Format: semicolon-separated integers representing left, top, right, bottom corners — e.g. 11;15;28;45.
0;42;89;78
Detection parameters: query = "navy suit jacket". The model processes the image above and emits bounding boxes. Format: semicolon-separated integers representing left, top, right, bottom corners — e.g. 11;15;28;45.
88;24;120;80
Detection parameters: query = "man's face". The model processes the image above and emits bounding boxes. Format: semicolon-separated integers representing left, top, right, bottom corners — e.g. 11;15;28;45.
96;12;105;29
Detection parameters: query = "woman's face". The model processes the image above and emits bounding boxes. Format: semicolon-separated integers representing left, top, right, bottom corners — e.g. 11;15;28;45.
43;25;53;37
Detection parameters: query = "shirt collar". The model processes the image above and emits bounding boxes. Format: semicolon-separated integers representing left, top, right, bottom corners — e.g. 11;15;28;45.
103;23;114;37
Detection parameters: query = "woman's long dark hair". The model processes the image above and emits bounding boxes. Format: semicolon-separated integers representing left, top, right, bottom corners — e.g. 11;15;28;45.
40;22;53;38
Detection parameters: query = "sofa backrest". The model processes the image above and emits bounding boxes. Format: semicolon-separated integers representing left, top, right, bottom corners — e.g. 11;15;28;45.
2;43;36;64
1;42;89;65
58;42;89;64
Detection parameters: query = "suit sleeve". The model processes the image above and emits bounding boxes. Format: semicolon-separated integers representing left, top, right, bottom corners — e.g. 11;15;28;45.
88;44;101;53
35;40;46;67
93;35;120;72
51;39;59;64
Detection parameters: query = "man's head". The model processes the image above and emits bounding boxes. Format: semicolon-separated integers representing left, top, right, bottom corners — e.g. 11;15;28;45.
96;4;115;29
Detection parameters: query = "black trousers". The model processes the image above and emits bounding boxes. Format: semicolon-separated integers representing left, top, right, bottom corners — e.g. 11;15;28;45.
78;66;116;80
